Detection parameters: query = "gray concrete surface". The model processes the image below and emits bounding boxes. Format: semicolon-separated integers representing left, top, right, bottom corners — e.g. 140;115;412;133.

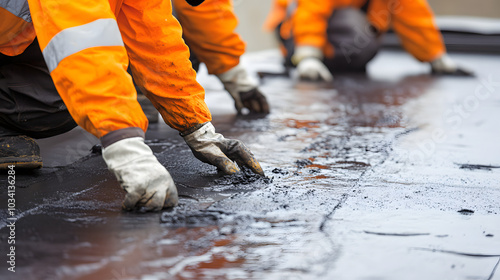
1;49;500;279
428;0;500;19
233;0;278;52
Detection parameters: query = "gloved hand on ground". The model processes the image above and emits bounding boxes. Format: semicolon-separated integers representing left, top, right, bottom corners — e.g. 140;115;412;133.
102;137;178;212
293;46;333;82
182;122;265;176
217;64;270;115
430;54;474;76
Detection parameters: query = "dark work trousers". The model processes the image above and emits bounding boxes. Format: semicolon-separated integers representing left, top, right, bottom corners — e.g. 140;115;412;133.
0;39;77;138
279;7;380;73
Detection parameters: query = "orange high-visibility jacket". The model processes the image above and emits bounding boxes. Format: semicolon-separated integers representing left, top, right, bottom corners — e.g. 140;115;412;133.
265;0;446;62
172;0;246;75
0;0;211;139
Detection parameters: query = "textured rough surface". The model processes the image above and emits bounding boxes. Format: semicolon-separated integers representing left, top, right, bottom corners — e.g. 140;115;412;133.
1;49;500;280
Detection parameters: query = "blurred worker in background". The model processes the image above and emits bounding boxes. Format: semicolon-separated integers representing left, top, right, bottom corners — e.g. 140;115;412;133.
265;0;473;81
0;0;264;211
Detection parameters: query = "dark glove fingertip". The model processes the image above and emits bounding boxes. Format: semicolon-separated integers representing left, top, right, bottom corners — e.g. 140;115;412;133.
457;69;475;77
164;190;179;208
122;193;141;211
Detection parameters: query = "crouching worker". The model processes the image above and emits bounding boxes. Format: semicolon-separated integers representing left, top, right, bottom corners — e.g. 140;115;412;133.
265;0;472;81
0;0;264;211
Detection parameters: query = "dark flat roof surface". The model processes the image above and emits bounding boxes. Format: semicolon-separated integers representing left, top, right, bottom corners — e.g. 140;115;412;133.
1;49;499;280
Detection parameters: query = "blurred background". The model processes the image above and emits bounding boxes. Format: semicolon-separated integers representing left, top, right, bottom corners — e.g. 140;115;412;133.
427;0;500;18
233;0;500;52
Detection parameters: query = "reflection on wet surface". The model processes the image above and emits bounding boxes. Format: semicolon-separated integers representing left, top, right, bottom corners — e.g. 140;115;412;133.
1;50;500;279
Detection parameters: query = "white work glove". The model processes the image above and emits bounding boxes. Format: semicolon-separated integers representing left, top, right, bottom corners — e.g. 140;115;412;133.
102;137;178;211
292;46;333;82
430;53;474;76
217;64;270;114
182;122;264;175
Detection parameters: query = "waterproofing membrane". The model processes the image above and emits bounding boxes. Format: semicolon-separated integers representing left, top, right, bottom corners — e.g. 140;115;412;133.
382;16;500;53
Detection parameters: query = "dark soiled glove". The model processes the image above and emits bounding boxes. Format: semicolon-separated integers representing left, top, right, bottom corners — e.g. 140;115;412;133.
239;87;270;114
182;122;265;175
430;54;475;77
217;64;270;115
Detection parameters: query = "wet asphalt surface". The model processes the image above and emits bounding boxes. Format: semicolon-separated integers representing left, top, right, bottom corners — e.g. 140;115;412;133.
1;49;500;280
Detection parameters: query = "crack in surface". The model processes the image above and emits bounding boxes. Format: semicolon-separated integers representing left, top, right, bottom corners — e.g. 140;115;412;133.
319;193;348;232
413;247;500;257
318;126;409;233
364;231;430;236
488;258;500;280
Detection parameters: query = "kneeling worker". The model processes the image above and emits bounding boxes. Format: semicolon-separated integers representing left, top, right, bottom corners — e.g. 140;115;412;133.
265;0;472;81
0;0;264;211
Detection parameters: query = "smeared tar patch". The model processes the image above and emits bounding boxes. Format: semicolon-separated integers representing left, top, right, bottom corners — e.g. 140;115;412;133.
457;209;475;215
214;167;272;186
457;164;500;171
160;208;255;228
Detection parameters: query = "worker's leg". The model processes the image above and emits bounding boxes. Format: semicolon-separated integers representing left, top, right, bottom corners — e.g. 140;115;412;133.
275;7;378;73
323;8;379;73
0;39;77;138
276;21;296;70
0;39;77;168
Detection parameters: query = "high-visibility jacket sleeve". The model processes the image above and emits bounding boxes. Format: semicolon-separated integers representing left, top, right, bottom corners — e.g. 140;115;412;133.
263;0;289;32
385;0;445;62
172;0;246;75
0;3;36;56
293;0;336;49
27;0;148;139
116;0;211;131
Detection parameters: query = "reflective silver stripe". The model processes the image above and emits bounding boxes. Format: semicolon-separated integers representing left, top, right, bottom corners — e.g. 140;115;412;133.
286;0;297;18
0;0;31;22
43;18;125;73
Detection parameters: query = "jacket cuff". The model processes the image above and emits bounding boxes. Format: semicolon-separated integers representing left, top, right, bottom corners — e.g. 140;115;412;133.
179;122;209;137
291;46;324;65
101;127;145;148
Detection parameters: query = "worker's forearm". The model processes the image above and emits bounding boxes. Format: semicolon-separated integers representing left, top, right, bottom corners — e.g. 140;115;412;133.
118;0;212;132
294;0;335;48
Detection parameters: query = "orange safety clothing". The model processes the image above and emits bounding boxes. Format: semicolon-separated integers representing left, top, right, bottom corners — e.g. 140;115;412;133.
0;2;35;56
0;0;211;139
172;0;246;75
265;0;446;62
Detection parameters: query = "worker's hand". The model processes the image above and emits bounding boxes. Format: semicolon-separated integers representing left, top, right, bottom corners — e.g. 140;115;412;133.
296;57;334;81
217;65;270;115
430;54;474;76
102;137;178;211
182;122;264;176
292;46;333;82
